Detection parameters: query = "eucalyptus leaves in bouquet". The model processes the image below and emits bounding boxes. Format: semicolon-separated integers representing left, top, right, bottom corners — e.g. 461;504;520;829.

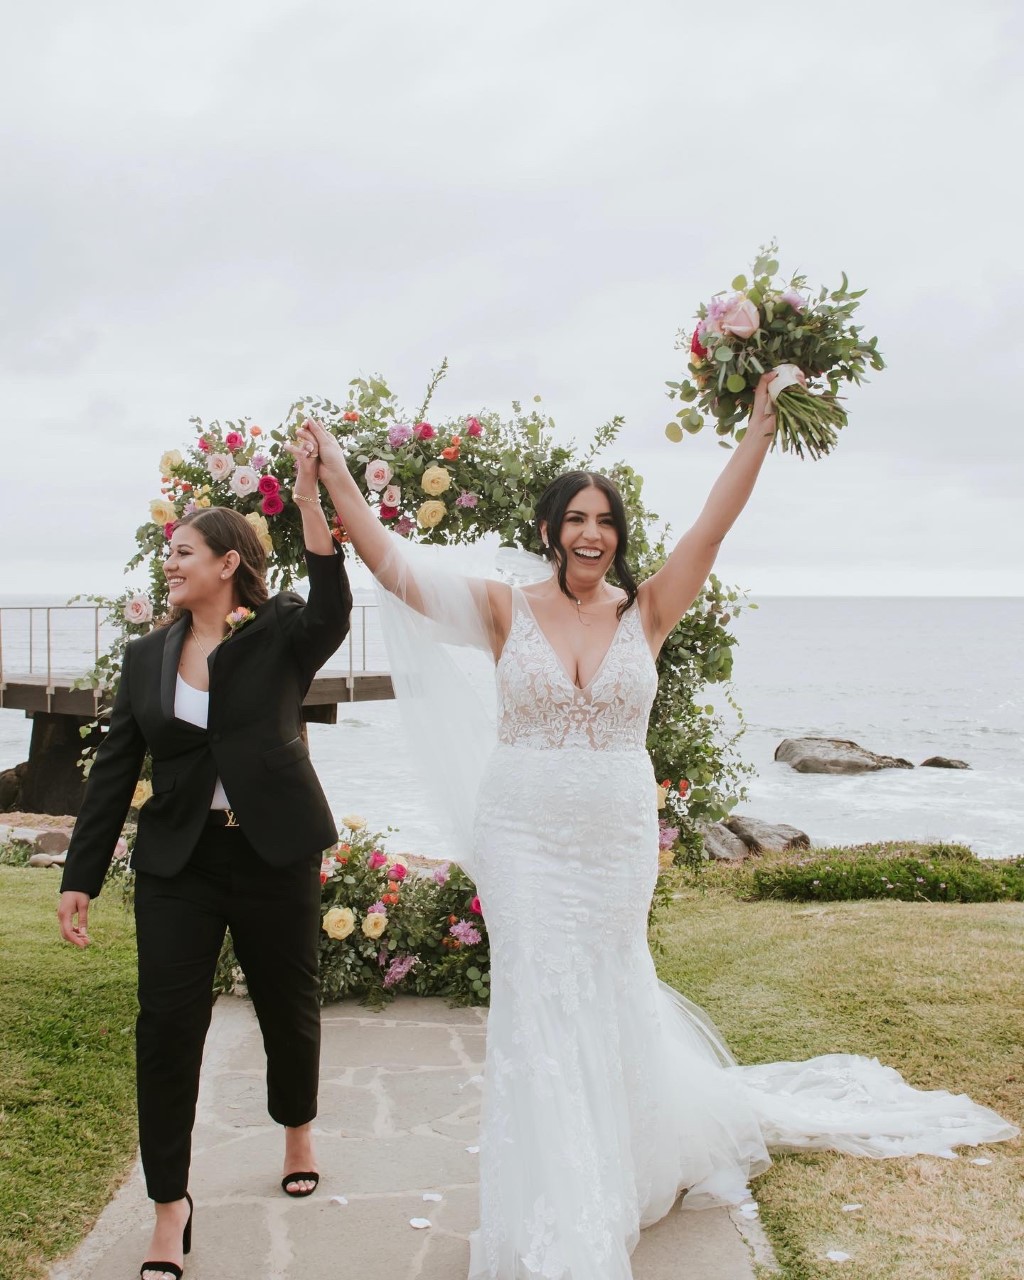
667;242;884;459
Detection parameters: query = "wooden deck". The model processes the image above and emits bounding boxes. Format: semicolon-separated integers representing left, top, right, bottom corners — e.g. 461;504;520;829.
0;671;396;720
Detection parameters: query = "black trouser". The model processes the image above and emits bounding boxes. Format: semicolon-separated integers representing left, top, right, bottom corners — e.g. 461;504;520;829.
133;823;322;1203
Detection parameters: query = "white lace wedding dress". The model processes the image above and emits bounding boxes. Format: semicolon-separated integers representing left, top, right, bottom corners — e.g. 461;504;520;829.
462;589;1017;1280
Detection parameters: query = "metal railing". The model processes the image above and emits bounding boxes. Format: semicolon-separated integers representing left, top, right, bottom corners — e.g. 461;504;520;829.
0;602;385;704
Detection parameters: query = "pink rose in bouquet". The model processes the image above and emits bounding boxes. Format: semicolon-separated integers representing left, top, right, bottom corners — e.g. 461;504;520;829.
257;474;280;497
368;850;388;869
261;493;284;516
720;296;760;339
465;416;482;437
413;422;436;441
224;431;244;450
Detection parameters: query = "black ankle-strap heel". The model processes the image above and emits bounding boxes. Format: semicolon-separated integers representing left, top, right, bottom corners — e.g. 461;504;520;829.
139;1192;193;1279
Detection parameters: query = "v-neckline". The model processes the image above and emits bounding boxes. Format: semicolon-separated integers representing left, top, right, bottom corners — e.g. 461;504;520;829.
517;589;628;694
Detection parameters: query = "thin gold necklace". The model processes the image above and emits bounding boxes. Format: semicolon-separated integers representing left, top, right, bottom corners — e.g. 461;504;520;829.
189;623;224;658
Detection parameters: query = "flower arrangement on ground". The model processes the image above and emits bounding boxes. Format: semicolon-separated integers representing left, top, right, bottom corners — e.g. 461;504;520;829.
219;817;490;1008
667;241;884;459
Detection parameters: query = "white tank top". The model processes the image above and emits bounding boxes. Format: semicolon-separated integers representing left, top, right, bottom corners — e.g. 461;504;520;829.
175;675;232;810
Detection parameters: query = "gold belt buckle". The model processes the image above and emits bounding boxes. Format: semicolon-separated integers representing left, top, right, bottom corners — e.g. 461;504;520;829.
224;808;239;828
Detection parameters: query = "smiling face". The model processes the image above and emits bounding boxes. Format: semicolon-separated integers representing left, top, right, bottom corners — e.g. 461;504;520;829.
163;524;239;613
543;482;619;583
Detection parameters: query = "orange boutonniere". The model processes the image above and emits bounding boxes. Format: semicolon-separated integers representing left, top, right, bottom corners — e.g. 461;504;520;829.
225;606;256;633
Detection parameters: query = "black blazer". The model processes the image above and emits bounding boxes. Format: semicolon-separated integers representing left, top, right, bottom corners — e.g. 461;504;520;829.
61;548;353;899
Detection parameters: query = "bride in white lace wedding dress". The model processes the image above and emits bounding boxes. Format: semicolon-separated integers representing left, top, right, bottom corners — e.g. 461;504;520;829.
300;381;1017;1280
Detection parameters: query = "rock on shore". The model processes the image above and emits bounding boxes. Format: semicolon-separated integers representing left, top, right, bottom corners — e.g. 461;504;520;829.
698;822;749;862
920;756;971;769
723;815;811;855
775;737;914;775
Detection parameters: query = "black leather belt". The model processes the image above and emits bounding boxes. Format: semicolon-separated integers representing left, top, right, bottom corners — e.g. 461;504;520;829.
207;809;241;828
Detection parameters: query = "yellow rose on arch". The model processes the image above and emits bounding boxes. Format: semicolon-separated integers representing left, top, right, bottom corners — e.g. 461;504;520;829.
149;498;178;526
417;500;446;529
421;465;452;496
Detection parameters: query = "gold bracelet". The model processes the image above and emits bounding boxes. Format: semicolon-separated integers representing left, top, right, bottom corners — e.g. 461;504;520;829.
293;493;321;507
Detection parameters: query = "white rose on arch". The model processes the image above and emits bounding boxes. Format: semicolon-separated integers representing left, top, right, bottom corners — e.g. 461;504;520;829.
230;466;260;497
206;452;236;482
365;459;393;492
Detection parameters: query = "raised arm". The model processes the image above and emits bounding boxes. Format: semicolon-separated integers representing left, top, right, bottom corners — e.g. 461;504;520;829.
640;372;794;650
289;419;511;653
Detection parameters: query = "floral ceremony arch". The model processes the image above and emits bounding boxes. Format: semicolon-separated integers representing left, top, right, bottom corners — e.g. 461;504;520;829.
86;362;753;868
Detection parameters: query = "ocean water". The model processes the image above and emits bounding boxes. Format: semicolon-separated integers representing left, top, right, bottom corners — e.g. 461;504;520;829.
1;594;1021;859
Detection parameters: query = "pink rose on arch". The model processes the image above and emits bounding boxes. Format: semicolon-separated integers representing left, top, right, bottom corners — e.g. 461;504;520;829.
123;593;154;625
364;459;393;492
197;437;210;452
368;850;388;870
432;862;450;886
465;416;482;437
382;484;401;508
224;431;244;450
379;504;399;521
470;895;482;915
721;296;760;339
258;474;280;497
780;288;806;312
387;863;408;882
261;493;285;517
163;522;176;540
413;422;435;441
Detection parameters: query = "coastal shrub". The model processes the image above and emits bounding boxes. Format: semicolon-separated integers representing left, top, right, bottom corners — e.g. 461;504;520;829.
0;839;33;867
750;853;1024;904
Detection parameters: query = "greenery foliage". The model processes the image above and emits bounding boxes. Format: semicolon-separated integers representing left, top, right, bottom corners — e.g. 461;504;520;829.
78;362;758;860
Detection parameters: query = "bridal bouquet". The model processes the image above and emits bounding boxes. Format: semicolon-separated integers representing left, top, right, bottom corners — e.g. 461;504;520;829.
666;243;884;459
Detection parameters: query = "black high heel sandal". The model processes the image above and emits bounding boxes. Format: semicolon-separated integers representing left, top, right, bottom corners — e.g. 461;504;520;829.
281;1171;320;1198
139;1191;193;1279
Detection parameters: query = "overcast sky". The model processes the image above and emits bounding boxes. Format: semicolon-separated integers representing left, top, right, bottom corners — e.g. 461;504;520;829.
2;0;1022;598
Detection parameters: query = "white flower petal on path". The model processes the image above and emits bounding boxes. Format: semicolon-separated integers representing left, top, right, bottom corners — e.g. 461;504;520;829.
465;1145;480;1154
971;1157;992;1165
422;1193;443;1202
409;1218;432;1229
329;1196;349;1206
825;1251;852;1262
841;1204;863;1212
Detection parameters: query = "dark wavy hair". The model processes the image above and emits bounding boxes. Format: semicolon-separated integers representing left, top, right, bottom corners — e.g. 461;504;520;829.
165;507;269;622
534;471;638;618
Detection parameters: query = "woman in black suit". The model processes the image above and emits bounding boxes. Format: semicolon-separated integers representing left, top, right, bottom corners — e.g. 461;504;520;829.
58;444;351;1280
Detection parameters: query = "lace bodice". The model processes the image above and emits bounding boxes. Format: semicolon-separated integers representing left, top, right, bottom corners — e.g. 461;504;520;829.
495;590;658;752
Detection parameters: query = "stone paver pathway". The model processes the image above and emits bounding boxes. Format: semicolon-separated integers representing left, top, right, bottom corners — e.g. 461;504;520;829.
52;997;775;1279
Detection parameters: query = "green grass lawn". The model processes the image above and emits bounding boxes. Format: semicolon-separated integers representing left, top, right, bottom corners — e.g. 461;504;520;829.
3;859;1022;1280
655;874;1023;1280
0;866;139;1280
